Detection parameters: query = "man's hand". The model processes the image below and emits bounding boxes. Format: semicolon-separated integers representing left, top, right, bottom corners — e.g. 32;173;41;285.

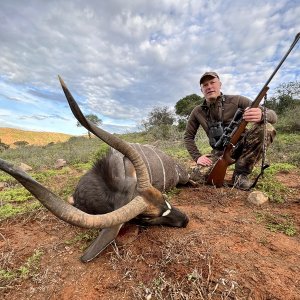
243;107;262;123
196;155;212;166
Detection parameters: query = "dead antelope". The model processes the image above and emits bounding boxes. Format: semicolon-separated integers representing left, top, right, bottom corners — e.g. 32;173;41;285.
0;76;189;262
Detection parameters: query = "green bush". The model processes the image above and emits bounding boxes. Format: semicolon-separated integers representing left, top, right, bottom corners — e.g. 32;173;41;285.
275;106;300;132
13;140;29;148
268;132;300;166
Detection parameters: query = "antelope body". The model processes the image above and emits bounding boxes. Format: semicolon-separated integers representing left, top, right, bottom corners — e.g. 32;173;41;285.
0;77;190;262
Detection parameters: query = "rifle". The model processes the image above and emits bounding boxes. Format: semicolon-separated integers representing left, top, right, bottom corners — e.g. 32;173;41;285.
207;32;300;187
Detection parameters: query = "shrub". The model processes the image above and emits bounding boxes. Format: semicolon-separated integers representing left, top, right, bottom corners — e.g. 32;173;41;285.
0;139;9;152
275;106;300;132
13;141;29;148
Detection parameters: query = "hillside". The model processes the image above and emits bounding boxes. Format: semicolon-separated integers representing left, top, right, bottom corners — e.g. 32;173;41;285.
0;127;73;147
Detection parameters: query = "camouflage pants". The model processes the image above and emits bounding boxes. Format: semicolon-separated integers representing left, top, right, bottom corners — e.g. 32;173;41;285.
190;123;276;182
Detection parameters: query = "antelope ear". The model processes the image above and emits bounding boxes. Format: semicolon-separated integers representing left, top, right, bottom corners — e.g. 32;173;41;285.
81;224;124;263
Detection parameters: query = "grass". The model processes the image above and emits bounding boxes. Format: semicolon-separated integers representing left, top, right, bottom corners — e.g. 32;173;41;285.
31;168;71;182
0;136;105;170
64;230;99;251
256;178;289;203
0;164;83;221
260;162;296;176
255;212;297;236
0;173;17;185
268;132;300;166
166;187;181;198
252;162;297;203
0;202;42;221
108;232;248;299
0;249;44;286
135;269;240;300
72;162;94;171
0;187;33;203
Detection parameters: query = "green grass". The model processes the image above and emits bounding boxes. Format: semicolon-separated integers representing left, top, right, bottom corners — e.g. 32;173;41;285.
0;249;44;284
121;131;149;144
1;136;105;170
0;187;33;203
268;132;300;166
0;178;44;221
0;173;17;185
256;212;297;236
0;167;80;221
253;162;295;203
72;162;94;171
0;202;42;221
255;177;289;203
31;168;70;182
263;162;296;175
64;230;99;250
166;187;181;198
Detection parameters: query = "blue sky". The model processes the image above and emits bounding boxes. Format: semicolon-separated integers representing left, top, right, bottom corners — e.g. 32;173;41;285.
0;0;299;135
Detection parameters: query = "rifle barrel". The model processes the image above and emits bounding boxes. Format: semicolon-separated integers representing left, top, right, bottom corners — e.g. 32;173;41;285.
256;32;300;100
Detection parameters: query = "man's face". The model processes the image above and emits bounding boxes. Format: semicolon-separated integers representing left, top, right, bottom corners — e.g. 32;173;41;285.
200;77;222;102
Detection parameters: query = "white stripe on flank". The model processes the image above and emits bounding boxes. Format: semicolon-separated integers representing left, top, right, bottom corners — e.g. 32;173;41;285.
144;145;166;191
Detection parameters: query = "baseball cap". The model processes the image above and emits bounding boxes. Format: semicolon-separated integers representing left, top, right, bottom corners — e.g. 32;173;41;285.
199;71;219;85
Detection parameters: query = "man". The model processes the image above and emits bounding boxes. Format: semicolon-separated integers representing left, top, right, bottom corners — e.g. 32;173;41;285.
184;72;277;190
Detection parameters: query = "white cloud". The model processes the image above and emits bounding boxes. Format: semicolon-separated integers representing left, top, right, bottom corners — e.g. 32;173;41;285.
0;0;299;134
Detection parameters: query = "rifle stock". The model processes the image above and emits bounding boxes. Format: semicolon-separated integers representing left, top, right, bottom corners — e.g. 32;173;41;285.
207;147;235;187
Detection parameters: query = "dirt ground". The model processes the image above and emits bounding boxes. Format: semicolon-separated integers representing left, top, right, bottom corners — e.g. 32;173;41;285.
0;171;299;300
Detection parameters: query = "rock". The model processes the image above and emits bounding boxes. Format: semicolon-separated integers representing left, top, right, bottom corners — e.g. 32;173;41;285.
0;182;8;191
54;159;67;169
19;163;33;172
247;191;269;206
67;196;74;205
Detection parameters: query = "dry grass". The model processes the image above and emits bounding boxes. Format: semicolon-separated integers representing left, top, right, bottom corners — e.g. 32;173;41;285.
107;232;250;300
0;127;73;147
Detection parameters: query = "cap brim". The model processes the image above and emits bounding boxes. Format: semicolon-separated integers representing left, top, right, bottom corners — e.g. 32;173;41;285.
200;75;217;84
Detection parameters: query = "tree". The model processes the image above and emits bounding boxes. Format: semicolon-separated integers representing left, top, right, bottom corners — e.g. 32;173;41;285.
141;106;176;139
275;81;300;98
263;81;300;132
175;94;203;131
77;114;102;139
175;94;203;119
142;106;175;131
265;81;300;114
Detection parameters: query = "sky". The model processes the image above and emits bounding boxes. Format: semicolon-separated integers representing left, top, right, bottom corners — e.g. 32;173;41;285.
0;0;299;135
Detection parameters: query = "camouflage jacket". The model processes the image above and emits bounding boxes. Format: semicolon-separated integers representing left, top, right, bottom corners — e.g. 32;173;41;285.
184;94;277;162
